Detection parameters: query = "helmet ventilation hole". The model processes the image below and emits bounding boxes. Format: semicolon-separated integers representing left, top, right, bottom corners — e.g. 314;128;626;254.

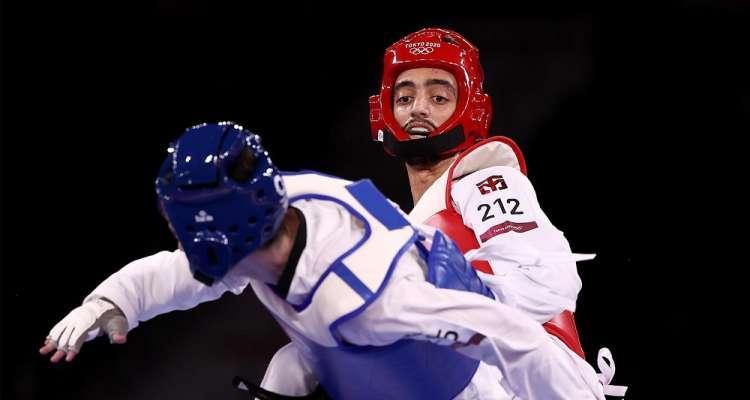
207;247;219;266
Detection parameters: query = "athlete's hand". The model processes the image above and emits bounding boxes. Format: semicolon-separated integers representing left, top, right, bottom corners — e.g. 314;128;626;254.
39;298;128;362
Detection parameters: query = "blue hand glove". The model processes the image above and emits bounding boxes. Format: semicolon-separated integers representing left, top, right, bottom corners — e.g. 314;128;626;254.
426;231;494;299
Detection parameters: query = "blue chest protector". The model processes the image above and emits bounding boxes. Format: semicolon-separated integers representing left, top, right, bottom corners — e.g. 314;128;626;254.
282;174;494;400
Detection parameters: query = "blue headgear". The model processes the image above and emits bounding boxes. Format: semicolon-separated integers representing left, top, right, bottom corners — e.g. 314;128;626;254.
155;122;288;285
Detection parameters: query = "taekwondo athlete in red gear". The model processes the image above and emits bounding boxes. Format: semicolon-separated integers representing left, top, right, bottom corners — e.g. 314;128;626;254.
375;27;625;398
262;28;627;398
40;123;612;400
372;27;587;355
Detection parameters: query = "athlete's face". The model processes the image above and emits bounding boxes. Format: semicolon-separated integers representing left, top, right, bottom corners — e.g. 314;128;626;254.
393;68;458;139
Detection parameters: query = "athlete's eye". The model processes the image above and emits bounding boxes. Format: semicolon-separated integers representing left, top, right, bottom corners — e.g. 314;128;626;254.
433;96;449;104
395;96;412;105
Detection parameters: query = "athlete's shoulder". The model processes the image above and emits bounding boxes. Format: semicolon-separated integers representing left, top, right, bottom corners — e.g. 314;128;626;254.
451;136;527;180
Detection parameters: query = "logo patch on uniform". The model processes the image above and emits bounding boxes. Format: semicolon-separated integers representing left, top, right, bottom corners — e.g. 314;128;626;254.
479;221;538;242
476;175;507;195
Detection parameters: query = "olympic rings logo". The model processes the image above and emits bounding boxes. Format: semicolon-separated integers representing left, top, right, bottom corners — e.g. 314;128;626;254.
409;47;435;55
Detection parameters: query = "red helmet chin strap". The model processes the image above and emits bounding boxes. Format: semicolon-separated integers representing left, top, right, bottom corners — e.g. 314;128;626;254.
370;28;492;159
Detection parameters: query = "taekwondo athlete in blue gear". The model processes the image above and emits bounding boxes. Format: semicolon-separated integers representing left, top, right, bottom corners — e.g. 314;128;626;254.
43;122;496;399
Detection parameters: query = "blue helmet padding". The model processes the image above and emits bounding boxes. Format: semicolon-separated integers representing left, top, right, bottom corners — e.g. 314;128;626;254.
173;123;227;187
156;122;288;285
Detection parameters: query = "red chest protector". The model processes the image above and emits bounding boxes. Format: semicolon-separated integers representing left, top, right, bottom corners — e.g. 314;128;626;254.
422;137;586;359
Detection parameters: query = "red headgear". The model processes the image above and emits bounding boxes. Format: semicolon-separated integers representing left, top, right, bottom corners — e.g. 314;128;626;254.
369;28;492;160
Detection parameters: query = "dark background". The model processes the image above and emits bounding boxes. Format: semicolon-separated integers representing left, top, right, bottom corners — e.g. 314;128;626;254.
2;2;746;399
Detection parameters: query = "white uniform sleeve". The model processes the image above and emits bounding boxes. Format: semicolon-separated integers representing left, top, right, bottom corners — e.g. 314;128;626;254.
83;250;250;331
339;273;605;400
451;166;583;322
260;343;318;397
